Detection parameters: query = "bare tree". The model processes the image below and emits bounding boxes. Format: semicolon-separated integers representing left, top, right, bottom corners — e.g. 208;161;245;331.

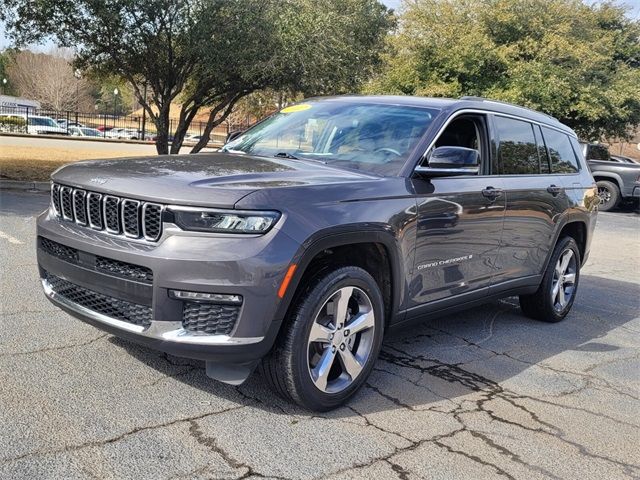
7;48;91;110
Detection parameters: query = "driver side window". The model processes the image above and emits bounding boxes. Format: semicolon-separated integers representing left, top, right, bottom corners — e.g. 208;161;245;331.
428;115;486;171
434;117;480;151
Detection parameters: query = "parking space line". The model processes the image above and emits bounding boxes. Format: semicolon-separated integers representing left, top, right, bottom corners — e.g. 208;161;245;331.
0;230;24;245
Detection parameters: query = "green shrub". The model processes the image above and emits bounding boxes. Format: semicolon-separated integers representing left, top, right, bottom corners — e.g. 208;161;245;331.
0;116;27;133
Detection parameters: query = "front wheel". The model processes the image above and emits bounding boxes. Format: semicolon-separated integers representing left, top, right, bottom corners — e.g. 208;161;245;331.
260;266;384;411
519;237;581;322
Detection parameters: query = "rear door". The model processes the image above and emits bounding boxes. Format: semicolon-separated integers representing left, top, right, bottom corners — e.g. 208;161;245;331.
490;115;568;286
407;113;506;310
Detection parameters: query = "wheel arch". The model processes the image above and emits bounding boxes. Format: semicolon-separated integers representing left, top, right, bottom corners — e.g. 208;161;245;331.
544;218;588;272
592;173;622;191
273;225;405;329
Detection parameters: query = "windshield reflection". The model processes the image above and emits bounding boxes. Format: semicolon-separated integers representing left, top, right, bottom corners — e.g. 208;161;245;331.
223;100;439;176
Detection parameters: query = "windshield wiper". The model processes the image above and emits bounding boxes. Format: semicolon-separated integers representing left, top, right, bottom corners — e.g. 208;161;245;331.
273;152;299;160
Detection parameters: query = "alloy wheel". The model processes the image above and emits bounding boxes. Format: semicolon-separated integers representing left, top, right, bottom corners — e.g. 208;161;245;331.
306;286;375;393
598;186;612;206
551;249;577;312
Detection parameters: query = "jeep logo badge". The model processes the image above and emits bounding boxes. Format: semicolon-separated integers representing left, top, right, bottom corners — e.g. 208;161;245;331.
89;177;108;185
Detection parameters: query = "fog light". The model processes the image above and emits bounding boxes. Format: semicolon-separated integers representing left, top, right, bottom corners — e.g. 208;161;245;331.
169;289;242;304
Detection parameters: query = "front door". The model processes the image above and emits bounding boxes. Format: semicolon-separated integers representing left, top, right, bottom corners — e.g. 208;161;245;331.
407;114;506;310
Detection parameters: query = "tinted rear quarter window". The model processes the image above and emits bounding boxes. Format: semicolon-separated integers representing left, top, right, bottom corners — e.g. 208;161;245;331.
541;127;580;173
494;116;540;174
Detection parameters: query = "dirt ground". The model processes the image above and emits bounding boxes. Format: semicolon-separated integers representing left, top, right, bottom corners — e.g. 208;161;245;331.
0;135;216;181
0;147;153;181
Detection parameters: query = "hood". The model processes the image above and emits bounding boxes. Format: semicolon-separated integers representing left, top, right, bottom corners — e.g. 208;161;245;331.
52;152;377;208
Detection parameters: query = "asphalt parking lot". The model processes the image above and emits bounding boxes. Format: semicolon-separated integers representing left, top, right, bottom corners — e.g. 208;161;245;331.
1;189;638;480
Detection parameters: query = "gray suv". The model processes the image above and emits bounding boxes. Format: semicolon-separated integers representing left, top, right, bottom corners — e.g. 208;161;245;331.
37;96;598;410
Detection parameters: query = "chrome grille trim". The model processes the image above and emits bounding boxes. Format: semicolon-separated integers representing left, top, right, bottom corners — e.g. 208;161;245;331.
72;189;88;226
51;183;164;242
142;203;164;241
121;199;141;238
51;184;61;216
60;186;74;221
103;195;121;234
87;192;103;230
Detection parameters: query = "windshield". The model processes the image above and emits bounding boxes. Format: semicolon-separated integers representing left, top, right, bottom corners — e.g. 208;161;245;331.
29;117;58;127
222;100;438;176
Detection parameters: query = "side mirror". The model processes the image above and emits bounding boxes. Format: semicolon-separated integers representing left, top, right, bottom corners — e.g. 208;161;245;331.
226;129;245;143
415;146;480;177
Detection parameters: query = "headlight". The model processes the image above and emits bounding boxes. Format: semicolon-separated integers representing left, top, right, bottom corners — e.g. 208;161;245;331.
171;208;280;234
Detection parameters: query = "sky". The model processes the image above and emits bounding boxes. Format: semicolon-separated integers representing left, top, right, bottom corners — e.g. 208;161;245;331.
0;0;639;51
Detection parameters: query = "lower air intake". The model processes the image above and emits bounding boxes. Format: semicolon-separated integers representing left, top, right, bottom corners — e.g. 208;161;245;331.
182;302;240;335
45;272;152;328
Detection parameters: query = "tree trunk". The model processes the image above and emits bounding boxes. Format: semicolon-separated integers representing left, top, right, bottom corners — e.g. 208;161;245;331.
154;103;171;155
190;93;246;153
169;106;199;154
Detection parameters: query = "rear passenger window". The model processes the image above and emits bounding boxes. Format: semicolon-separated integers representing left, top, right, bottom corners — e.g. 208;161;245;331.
541;127;580;173
494;116;539;174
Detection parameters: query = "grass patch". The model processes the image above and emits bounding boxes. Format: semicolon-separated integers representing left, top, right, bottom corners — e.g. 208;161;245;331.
0;144;156;181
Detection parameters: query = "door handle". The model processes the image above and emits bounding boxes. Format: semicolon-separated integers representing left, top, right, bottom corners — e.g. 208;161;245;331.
547;184;563;196
482;186;503;200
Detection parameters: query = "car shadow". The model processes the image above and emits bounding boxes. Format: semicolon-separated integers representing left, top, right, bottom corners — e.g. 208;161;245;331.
109;273;639;416
611;202;640;214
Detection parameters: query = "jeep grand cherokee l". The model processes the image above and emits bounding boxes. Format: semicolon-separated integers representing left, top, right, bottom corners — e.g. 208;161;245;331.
37;96;598;411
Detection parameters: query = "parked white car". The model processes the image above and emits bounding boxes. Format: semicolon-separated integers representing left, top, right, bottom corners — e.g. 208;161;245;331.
0;114;69;135
28;116;70;135
57;119;86;129
105;127;141;140
68;126;103;138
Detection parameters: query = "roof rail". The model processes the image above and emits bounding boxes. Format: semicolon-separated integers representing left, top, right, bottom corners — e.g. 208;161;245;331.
459;96;558;122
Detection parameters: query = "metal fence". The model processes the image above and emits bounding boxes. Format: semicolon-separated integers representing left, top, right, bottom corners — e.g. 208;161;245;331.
0;105;249;145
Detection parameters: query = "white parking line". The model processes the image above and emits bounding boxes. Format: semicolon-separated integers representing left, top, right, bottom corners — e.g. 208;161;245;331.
0;230;23;245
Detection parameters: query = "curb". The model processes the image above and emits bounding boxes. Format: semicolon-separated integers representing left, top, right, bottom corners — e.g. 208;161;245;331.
0;180;50;192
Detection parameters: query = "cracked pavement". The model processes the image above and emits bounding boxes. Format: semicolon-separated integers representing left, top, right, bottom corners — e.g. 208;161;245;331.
1;190;639;479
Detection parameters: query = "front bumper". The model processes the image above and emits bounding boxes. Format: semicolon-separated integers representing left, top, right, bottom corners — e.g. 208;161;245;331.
36;208;300;364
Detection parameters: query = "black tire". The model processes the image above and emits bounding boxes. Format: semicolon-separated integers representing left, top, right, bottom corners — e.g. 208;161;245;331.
596;180;620;212
519;236;581;323
259;266;385;411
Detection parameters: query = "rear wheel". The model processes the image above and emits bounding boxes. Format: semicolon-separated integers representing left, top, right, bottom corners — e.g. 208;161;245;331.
260;266;384;411
519;237;580;322
596;180;620;212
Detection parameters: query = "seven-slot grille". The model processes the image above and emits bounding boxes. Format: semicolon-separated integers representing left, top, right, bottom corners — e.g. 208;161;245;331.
51;183;163;241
